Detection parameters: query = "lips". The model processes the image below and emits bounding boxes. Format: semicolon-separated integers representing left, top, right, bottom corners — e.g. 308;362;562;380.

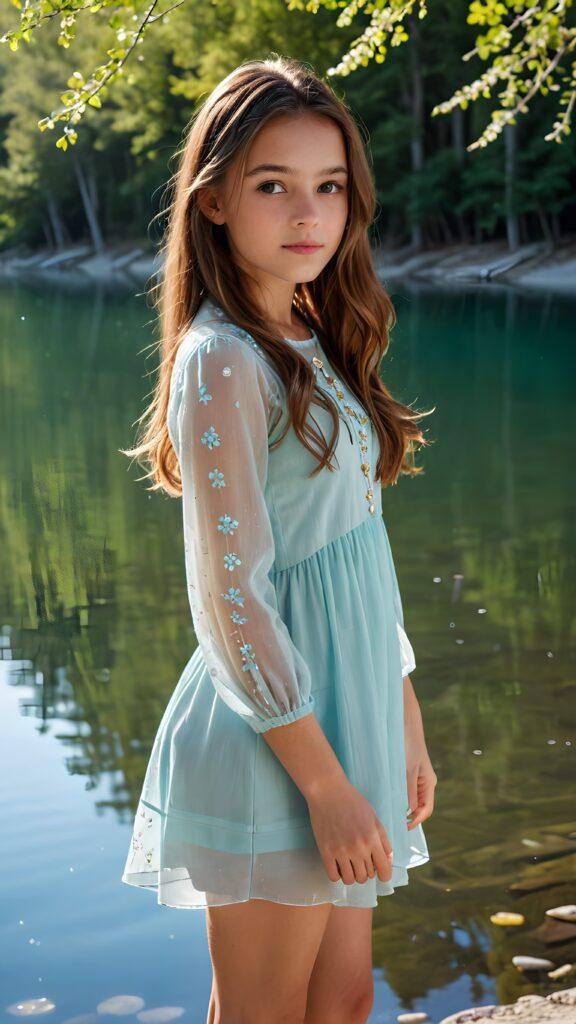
283;244;323;253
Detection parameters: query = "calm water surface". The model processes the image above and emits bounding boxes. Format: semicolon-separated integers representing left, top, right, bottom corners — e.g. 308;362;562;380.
1;278;575;1023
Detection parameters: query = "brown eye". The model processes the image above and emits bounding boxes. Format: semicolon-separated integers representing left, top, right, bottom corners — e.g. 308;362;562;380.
257;181;283;194
319;182;344;193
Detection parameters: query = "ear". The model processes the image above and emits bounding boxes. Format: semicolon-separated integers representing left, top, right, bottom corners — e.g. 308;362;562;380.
197;186;226;225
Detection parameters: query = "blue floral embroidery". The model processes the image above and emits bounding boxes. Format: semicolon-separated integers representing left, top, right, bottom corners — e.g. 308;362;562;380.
201;426;220;450
209;469;226;488
196;337;267;700
218;514;239;535
240;643;259;672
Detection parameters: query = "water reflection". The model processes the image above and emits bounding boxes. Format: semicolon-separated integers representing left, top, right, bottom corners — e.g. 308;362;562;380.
1;279;575;1021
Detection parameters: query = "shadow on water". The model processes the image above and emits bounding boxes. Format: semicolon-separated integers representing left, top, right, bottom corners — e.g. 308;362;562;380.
1;278;575;1023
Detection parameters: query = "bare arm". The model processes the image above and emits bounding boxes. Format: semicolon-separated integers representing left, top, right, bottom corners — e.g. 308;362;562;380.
403;673;437;829
263;710;395;886
263;676;427;804
403;673;428;743
261;711;347;802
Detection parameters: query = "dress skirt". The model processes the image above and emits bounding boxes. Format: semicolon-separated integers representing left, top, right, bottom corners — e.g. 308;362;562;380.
121;512;430;909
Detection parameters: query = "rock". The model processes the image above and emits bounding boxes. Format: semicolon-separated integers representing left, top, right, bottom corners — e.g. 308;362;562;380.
531;917;576;944
509;875;564;894
546;905;576;923
439;1005;498;1022
439;986;576;1022
512;955;556;971
490;911;525;926
549;988;576;1006
397;1015;429;1023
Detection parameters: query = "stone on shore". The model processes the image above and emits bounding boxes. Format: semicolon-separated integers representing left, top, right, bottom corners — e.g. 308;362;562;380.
439;985;576;1023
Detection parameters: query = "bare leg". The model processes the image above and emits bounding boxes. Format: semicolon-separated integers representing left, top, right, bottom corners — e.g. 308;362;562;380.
206;973;217;1024
205;898;332;1024
304;905;374;1024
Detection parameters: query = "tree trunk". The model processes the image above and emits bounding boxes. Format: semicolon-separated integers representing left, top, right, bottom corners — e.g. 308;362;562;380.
504;123;519;250
72;151;105;252
450;106;470;242
408;13;424;249
45;190;66;250
451;106;465;166
536;203;554;249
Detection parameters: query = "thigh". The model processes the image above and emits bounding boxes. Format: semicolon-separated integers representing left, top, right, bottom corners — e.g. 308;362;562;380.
206;898;333;1023
304;905;374;1024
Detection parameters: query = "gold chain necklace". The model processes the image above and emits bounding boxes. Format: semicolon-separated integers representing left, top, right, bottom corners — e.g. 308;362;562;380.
310;347;376;517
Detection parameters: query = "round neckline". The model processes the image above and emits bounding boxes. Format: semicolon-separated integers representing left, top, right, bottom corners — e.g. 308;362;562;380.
282;328;317;348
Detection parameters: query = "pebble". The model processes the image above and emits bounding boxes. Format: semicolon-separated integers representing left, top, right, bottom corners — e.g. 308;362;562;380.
546;904;576;923
490;911;525;926
512;955;555;971
397;1014;429;1024
548;964;574;979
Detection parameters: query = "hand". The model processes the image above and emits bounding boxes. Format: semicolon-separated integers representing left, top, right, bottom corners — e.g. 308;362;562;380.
306;776;394;885
404;677;437;831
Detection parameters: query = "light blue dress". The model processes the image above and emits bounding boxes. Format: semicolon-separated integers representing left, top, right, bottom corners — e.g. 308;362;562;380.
121;294;429;909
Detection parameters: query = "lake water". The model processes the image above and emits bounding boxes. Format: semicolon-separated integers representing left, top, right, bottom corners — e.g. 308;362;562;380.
1;277;575;1023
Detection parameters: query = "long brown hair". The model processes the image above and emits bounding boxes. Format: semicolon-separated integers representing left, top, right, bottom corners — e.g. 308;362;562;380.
123;55;434;496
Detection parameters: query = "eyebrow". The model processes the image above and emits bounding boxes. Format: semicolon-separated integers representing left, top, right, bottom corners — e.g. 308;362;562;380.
245;163;348;177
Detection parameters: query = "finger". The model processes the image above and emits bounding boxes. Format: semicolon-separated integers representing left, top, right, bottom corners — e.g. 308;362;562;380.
403;798;430;823
352;859;369;884
371;843;393;882
374;821;394;880
335;857;356;886
326;858;342;883
406;772;419;815
365;858;375;879
407;799;434;829
375;820;393;858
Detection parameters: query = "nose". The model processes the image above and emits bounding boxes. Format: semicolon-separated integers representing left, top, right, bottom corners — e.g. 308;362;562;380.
290;195;320;227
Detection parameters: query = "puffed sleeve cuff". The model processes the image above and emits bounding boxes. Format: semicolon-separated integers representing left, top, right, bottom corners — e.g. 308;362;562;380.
250;695;317;734
397;621;416;677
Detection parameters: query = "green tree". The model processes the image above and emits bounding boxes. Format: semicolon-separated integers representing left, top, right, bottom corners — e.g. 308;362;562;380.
2;0;574;150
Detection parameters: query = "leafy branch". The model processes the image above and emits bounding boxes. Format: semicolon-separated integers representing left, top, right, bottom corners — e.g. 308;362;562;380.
432;1;576;148
1;0;574;151
286;0;576;149
0;0;184;149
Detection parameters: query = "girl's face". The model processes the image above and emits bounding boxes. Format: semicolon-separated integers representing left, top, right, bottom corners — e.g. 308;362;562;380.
202;111;349;297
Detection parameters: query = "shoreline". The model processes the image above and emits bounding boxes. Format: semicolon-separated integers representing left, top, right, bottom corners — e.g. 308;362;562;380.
0;238;574;298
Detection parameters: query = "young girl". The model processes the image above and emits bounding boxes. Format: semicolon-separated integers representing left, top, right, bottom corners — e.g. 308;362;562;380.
121;55;437;1024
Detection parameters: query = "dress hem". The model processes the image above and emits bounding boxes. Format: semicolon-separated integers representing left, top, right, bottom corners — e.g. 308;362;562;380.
120;849;431;910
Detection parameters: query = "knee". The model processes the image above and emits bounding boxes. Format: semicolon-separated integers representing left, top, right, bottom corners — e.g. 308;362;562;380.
306;980;374;1024
215;990;307;1024
346;985;374;1024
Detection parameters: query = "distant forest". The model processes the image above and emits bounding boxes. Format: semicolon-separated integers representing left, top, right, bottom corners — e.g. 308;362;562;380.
0;0;574;252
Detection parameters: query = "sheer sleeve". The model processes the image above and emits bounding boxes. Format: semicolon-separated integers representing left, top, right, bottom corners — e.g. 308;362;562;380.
171;328;317;734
